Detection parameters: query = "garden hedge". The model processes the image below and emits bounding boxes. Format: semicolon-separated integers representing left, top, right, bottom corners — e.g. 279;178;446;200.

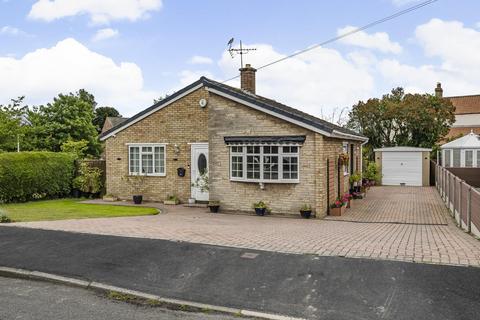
0;152;76;203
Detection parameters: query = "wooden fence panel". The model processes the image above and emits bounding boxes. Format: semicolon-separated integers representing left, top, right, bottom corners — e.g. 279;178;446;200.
471;190;480;238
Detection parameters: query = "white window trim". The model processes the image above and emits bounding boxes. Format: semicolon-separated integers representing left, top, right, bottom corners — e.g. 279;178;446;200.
229;144;300;184
127;143;167;176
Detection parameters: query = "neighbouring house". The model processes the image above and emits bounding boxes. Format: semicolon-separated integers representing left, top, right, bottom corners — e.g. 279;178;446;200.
440;131;480;168
434;83;480;139
101;116;130;134
99;64;367;217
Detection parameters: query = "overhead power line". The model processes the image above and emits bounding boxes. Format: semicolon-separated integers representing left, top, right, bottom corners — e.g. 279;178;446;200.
222;0;438;83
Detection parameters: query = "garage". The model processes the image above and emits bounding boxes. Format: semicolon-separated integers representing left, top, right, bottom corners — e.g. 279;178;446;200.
374;147;431;186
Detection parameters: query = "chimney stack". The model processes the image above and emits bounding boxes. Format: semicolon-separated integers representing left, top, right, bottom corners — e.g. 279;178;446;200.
240;64;257;94
435;82;443;98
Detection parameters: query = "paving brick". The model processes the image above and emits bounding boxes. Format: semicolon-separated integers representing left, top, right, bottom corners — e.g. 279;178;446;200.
8;187;480;267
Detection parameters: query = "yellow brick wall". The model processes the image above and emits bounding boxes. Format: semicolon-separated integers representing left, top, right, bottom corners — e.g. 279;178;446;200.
104;86;361;215
104;88;209;202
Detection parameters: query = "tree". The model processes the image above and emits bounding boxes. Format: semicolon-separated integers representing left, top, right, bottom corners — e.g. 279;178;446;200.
0;97;31;152
28;89;102;157
347;88;455;160
93;106;121;133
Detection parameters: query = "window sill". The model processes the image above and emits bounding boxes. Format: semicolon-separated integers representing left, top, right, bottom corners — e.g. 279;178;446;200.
230;178;299;184
129;173;166;177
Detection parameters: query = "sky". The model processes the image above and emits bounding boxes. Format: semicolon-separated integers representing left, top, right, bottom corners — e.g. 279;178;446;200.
1;0;480;120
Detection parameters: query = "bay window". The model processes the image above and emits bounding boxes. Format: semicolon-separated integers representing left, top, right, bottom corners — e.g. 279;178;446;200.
230;145;299;183
128;144;166;176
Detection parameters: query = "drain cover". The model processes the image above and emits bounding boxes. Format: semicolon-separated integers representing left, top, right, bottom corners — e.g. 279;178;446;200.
240;252;259;259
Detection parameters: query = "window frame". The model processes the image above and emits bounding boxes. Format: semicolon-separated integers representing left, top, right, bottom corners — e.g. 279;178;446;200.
464;149;474;168
229;144;300;183
127;143;166;176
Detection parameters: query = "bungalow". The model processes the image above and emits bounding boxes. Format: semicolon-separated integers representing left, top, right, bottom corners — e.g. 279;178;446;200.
99;65;368;217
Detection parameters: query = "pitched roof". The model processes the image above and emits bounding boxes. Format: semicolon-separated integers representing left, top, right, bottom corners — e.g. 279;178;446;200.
108;116;130;127
100;77;367;141
446;94;480;115
440;131;480;149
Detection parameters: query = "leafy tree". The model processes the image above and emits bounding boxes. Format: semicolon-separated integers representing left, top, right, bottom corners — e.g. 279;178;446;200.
347;87;455;160
0;97;31;152
60;139;89;159
93;106;121;133
28;90;101;157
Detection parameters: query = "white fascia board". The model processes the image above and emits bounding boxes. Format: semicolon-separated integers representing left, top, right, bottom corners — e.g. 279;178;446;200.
100;83;204;141
331;130;368;142
206;87;333;137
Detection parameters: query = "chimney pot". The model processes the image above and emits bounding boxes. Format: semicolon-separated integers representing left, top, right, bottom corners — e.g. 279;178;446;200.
435;82;443;98
239;64;257;94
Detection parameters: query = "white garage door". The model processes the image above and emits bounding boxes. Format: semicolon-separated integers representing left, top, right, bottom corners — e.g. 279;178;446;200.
382;152;422;186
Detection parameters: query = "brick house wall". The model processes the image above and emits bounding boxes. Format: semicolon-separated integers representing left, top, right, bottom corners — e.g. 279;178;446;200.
104;88;209;202
104;87;362;216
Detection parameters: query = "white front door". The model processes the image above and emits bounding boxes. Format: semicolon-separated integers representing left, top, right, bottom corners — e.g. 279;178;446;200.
382;152;422;186
191;143;209;201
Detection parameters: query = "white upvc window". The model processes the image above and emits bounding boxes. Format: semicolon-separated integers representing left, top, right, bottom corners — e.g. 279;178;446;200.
128;144;166;176
477;150;480;168
453;149;461;167
464;150;474;167
443;149;451;167
229;145;299;183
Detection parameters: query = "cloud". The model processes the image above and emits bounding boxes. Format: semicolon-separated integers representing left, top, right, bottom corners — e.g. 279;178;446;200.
0;26;29;36
0;38;157;116
188;55;213;65
337;25;402;54
216;43;374;117
28;0;162;25
92;28;119;42
379;19;480;96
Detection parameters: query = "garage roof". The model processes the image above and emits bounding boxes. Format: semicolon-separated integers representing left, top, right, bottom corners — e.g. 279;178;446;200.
440;131;480;149
374;146;432;152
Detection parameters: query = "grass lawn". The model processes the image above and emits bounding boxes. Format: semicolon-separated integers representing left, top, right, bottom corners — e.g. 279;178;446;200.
0;199;159;222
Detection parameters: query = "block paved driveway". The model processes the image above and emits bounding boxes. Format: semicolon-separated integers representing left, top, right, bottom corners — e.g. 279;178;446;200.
8;186;480;267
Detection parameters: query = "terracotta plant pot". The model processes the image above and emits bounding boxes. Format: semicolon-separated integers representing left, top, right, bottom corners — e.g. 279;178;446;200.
347;199;354;209
330;206;345;216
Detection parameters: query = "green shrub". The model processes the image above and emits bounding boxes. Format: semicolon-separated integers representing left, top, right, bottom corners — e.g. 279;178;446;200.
0;152;76;203
72;162;103;194
364;162;382;183
0;208;11;223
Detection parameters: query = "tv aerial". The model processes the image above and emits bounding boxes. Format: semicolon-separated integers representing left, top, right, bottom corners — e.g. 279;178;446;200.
227;38;256;68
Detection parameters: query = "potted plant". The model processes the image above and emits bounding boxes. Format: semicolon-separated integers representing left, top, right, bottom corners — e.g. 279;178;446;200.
208;200;220;213
338;153;349;166
349;172;362;192
364;162;381;186
253;201;269;216
300;204;313;219
72;162;103;198
343;193;354;209
123;172;147;204
164;195;180;205
330;197;346;216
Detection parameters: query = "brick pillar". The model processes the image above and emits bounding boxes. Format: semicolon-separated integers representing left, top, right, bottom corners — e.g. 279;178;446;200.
239;64;257;94
328;157;336;204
